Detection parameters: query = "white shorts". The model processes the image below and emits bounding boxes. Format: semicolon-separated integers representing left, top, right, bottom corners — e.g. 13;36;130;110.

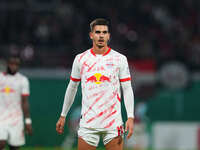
0;124;25;146
78;126;124;147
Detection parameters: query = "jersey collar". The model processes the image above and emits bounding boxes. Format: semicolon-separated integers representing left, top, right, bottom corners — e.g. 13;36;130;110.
90;47;111;57
3;72;18;76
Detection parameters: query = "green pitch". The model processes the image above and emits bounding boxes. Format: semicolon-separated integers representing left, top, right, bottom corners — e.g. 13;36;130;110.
18;148;123;150
6;147;133;150
15;148;181;150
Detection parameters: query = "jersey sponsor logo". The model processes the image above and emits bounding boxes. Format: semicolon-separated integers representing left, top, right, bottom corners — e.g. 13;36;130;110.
86;73;110;84
0;86;15;94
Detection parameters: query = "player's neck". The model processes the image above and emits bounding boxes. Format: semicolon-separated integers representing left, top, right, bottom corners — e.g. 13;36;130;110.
6;68;17;75
92;45;109;55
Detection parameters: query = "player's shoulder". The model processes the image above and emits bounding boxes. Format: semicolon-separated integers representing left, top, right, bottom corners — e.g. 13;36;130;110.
0;72;8;77
0;72;5;77
74;49;91;61
16;72;29;81
76;49;91;57
110;49;127;60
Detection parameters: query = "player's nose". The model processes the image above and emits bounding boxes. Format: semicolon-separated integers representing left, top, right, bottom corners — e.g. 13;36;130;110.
99;33;105;37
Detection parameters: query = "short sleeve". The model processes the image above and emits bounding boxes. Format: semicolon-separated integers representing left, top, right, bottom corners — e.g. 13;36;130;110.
70;55;81;82
119;56;131;82
21;77;30;96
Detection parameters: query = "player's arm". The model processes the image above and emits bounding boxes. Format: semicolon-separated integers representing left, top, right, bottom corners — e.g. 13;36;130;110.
56;55;81;134
21;77;32;135
56;80;80;134
119;56;134;139
22;95;32;135
121;81;134;139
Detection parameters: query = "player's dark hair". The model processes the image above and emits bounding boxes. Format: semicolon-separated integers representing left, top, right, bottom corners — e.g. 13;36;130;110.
7;56;21;65
90;18;110;32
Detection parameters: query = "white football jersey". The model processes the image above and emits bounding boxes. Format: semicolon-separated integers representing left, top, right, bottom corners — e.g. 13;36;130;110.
70;48;131;130
0;72;30;126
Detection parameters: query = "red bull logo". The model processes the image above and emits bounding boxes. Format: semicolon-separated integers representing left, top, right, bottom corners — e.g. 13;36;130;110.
0;86;15;94
86;73;110;84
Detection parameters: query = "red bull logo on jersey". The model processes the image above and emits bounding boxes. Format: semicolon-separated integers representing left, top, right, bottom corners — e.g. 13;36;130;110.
86;73;110;84
0;86;15;94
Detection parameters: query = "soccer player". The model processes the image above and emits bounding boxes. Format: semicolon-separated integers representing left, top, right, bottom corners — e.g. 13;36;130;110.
0;57;32;150
56;18;134;150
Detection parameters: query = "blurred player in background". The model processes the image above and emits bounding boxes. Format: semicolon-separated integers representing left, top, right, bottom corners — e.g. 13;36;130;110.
62;106;81;149
56;18;134;150
0;56;32;150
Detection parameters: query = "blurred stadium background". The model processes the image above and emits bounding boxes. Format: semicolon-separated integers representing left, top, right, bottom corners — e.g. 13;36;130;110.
0;0;200;150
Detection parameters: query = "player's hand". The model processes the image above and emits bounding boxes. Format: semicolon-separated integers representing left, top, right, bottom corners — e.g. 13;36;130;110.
56;116;66;134
25;124;33;135
125;117;134;139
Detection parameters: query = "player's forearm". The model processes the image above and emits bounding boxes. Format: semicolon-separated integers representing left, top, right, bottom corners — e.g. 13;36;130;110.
22;96;31;118
61;80;79;117
121;81;134;118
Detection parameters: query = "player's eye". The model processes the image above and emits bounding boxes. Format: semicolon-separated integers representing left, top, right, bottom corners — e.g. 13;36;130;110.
95;31;101;34
103;31;108;34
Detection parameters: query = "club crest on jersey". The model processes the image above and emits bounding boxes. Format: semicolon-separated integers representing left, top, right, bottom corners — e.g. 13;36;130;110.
86;73;110;84
0;86;15;94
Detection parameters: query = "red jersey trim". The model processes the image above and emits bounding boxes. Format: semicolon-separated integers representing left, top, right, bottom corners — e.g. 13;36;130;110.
90;47;111;56
70;76;81;82
103;48;111;56
90;48;96;56
22;94;29;96
120;77;131;82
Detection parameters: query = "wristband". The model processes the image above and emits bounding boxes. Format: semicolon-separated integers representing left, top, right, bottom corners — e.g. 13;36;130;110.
25;118;32;124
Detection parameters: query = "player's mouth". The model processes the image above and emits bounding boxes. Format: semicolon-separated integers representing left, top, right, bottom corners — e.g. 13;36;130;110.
98;39;104;43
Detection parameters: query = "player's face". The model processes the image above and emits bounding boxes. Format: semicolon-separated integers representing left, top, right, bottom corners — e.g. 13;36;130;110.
90;25;110;48
7;59;20;74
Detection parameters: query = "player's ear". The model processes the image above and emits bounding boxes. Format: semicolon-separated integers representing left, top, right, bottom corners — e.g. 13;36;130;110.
107;33;111;44
108;33;110;41
89;32;93;40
